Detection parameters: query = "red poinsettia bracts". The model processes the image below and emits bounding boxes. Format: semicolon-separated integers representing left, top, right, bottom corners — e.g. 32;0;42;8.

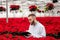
29;5;44;13
46;3;54;10
57;10;60;13
29;5;38;11
37;10;44;13
10;5;20;11
0;6;6;12
0;17;60;40
37;9;41;13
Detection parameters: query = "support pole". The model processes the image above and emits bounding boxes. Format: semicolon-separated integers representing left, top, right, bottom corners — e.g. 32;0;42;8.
6;0;8;23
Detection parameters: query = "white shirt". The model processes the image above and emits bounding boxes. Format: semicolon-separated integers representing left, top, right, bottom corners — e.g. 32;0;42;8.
28;21;46;38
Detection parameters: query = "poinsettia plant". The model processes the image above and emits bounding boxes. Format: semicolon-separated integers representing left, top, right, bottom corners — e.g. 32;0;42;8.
45;3;54;12
37;10;44;13
29;5;41;13
29;5;37;11
57;11;60;13
10;5;20;11
0;6;6;12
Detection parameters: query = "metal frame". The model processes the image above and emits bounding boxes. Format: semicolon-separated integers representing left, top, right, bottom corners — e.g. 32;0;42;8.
6;0;8;23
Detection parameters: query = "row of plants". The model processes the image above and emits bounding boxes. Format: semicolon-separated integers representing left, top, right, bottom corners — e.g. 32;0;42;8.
0;3;54;13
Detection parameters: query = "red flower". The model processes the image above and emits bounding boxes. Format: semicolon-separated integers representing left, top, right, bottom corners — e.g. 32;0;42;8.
0;25;4;32
29;5;37;11
37;9;41;13
57;10;60;13
10;5;20;11
45;36;56;40
0;6;6;11
46;3;54;10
